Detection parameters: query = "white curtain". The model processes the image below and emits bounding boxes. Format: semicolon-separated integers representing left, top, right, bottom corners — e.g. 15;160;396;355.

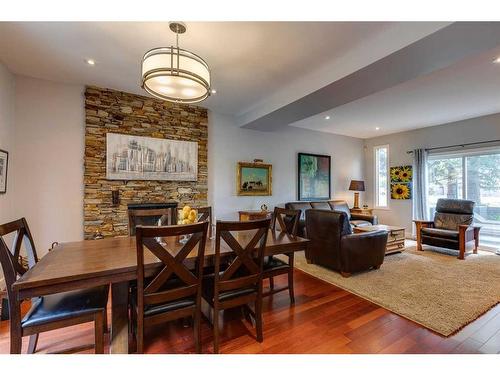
412;148;428;220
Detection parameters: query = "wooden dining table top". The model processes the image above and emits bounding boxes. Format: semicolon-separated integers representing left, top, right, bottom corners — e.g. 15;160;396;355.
12;229;309;297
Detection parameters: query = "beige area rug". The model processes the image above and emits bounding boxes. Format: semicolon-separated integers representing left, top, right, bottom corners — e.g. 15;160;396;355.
287;246;500;336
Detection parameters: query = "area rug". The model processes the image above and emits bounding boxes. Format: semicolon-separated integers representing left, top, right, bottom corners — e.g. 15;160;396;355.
287;246;500;336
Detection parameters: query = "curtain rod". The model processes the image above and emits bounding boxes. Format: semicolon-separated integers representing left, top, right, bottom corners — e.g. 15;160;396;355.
406;139;500;154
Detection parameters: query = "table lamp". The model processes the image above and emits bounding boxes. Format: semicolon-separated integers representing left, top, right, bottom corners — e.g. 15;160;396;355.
349;180;365;209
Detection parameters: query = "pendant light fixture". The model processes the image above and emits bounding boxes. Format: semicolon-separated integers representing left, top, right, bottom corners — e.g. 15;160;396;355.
141;22;211;104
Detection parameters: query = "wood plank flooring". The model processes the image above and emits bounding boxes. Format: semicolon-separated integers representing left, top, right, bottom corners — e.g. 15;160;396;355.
1;269;499;354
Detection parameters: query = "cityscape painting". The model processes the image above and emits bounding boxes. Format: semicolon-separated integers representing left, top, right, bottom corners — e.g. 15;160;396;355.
106;133;198;181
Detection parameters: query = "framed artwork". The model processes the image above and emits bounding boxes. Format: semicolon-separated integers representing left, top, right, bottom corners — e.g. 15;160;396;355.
237;162;272;196
298;152;331;201
0;149;8;194
390;165;413;183
106;133;198;181
391;183;412;200
390;165;412;200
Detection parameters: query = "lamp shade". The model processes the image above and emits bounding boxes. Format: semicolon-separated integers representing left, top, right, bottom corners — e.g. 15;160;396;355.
349;180;365;191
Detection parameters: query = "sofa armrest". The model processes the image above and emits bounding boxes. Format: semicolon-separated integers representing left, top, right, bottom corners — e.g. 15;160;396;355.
340;230;388;273
350;213;378;225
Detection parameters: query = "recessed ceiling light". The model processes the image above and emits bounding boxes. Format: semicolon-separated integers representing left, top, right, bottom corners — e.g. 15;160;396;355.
211;89;217;94
494;57;500;64
85;59;96;66
375;127;380;130
325;116;330;120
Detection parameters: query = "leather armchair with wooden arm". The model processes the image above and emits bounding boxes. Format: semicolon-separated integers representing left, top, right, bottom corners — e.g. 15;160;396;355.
414;198;480;260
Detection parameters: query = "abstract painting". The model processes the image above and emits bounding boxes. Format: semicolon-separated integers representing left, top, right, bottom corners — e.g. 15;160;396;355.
106;133;198;181
0;149;8;194
237;162;272;196
298;153;331;201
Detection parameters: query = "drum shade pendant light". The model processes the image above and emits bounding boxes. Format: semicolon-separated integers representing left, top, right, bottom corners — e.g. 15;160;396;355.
141;22;211;104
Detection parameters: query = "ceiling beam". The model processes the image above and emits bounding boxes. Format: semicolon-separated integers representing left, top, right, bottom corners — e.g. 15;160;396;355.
241;22;500;131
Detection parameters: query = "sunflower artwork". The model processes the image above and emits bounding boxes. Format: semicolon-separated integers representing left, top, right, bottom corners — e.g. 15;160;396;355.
390;165;412;182
391;183;412;200
390;165;412;200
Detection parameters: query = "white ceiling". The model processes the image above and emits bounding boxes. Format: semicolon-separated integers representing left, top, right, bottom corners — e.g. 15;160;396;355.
0;21;497;138
0;21;395;116
290;45;500;138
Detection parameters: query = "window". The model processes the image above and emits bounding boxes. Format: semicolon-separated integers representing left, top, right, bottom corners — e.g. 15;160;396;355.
427;148;500;249
374;145;389;208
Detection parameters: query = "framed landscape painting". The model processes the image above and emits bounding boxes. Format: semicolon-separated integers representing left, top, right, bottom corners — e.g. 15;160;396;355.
106;133;198;181
0;149;8;194
298;152;331;201
237;162;272;196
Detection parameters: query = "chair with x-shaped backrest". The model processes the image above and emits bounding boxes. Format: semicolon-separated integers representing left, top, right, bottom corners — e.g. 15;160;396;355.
0;218;108;354
263;207;301;304
202;218;271;353
132;221;209;353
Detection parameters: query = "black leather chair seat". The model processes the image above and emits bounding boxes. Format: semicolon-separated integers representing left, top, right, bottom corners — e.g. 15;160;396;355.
350;220;372;227
21;286;109;329
130;277;196;317
421;227;459;239
263;256;289;271
202;275;256;303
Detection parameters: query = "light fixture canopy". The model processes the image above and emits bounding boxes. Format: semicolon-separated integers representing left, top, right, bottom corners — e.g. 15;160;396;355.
141;22;211;104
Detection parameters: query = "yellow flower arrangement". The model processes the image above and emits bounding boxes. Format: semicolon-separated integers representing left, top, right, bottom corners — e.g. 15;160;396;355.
391;183;411;200
178;205;198;225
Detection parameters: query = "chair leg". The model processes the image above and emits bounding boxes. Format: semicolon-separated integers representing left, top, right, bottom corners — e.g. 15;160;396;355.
288;254;295;304
458;238;465;260
10;319;22;354
269;277;274;290
137;315;144;354
27;333;39;354
94;312;104;354
340;272;351;278
213;307;219;354
255;300;263;343
193;309;202;354
103;307;109;334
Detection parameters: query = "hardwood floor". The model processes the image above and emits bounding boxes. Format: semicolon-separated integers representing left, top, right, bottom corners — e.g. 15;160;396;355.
1;268;499;354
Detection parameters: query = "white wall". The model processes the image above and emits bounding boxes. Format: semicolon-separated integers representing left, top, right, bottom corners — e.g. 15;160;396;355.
0;62;15;225
364;112;500;236
208;111;365;220
13;76;85;254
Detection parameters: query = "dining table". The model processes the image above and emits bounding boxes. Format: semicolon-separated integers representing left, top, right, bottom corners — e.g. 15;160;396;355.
12;229;309;354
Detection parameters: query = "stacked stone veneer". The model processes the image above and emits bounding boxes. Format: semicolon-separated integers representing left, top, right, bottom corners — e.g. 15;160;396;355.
84;86;208;239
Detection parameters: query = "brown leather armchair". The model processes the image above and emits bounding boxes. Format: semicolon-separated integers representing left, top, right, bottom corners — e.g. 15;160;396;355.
305;209;388;277
414;198;480;260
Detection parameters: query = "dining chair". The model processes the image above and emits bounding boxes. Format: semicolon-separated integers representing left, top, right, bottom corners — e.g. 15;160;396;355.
202;218;271;353
196;206;213;238
263;207;301;304
128;208;173;236
0;218;109;354
131;221;209;353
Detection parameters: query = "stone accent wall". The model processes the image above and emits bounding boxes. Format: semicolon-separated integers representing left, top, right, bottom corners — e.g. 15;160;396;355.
84;86;208;239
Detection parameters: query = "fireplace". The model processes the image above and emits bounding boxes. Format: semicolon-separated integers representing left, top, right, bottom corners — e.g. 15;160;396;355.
127;202;178;236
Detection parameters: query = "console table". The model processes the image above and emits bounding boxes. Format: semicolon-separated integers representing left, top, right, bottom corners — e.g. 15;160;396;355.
354;224;405;254
238;210;272;221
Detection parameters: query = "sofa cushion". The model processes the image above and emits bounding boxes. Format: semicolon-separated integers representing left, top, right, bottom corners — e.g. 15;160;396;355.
286;202;312;221
350;220;372;228
328;200;351;220
310;202;332;210
434;212;473;230
421;227;459;240
436;198;475;215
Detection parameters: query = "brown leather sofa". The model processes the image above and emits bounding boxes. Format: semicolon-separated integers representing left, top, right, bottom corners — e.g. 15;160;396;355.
285;200;378;237
305;209;388;277
414;198;480;260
